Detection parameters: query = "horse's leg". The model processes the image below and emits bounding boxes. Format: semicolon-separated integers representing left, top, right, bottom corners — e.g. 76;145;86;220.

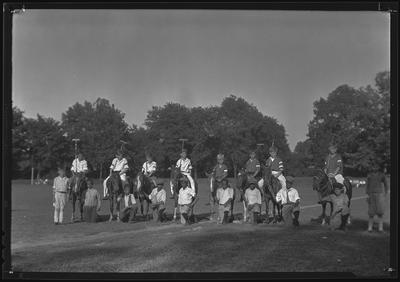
71;194;76;222
79;198;84;221
243;201;247;222
116;197;121;222
321;201;327;225
109;196;114;222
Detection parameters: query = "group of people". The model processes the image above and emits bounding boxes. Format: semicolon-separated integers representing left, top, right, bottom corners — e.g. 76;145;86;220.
51;141;389;233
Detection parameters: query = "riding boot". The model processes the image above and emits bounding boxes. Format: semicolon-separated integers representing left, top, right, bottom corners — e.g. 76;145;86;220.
336;214;349;230
293;211;300;227
253;212;259;225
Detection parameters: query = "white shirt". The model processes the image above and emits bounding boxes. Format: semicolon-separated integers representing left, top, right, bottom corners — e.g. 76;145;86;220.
276;187;300;204
110;158;129;173
124;194;136;207
216;187;234;205
150;188;166;204
142;161;157;175
245;188;262;205
178;187;196;205
53;176;69;192
176;158;192;173
71;158;88;173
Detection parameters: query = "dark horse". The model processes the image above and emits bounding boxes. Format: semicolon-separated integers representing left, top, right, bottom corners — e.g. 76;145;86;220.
170;166;199;222
106;172;125;222
69;174;88;222
312;169;353;225
262;165;283;223
135;172;154;221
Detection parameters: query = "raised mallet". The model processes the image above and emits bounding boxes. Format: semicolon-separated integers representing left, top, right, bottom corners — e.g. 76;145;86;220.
179;138;188;151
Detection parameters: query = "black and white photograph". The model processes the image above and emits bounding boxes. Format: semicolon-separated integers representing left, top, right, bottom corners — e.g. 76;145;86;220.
3;2;397;278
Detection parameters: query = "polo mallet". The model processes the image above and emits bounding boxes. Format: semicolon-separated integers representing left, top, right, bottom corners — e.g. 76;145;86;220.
179;138;188;152
71;138;80;198
120;140;128;152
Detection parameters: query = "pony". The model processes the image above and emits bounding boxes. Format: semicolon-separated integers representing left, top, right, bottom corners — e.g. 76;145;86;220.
170;166;199;222
68;175;88;222
312;169;353;225
106;172;124;222
135;171;154;221
262;165;283;223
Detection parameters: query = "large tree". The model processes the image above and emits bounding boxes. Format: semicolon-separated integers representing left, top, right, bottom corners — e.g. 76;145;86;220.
61;98;129;179
305;71;390;175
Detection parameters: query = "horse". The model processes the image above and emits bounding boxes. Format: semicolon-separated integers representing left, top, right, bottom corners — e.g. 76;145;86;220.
262;165;283;223
170;166;199;222
135;172;154;221
106;172;124;222
69;174;88;222
311;169;353;225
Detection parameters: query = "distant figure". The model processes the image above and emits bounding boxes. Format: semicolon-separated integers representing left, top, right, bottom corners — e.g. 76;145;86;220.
366;165;389;232
176;149;195;192
150;179;167;222
276;176;300;227
328;183;350;231
245;177;262;224
52;168;69;225
215;179;234;224
120;184;138;223
83;178;101;223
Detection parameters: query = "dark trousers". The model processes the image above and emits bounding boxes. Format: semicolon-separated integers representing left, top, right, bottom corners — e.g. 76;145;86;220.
120;205;138;222
83;206;97;223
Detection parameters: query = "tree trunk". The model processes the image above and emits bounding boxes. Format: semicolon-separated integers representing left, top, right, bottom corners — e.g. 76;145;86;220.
31;167;34;185
233;165;237;181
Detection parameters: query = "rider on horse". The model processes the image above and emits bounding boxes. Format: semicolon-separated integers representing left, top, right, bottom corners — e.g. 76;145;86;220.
69;152;88;197
104;150;129;200
211;153;229;199
324;142;345;189
265;145;286;190
244;150;262;189
142;152;157;188
176;149;195;192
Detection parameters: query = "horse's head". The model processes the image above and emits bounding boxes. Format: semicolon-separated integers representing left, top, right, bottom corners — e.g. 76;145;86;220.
107;172;121;194
170;166;183;194
312;169;329;191
236;168;247;191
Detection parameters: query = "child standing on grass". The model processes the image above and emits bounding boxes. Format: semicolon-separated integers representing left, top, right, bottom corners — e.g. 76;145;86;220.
328;183;350;231
83;178;101;223
52;168;69;225
366;165;389;232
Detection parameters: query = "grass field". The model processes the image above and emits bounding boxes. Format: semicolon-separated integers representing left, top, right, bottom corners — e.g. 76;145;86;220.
9;177;392;276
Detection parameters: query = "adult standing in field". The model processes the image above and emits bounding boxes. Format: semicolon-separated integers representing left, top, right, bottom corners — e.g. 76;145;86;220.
52;168;69;225
366;164;389;232
69;152;88;194
176;149;196;192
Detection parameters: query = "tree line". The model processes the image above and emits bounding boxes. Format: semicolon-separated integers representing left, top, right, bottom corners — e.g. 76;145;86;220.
11;71;390;180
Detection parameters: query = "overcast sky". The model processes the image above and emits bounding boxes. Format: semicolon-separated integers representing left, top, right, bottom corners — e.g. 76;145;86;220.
12;10;390;150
